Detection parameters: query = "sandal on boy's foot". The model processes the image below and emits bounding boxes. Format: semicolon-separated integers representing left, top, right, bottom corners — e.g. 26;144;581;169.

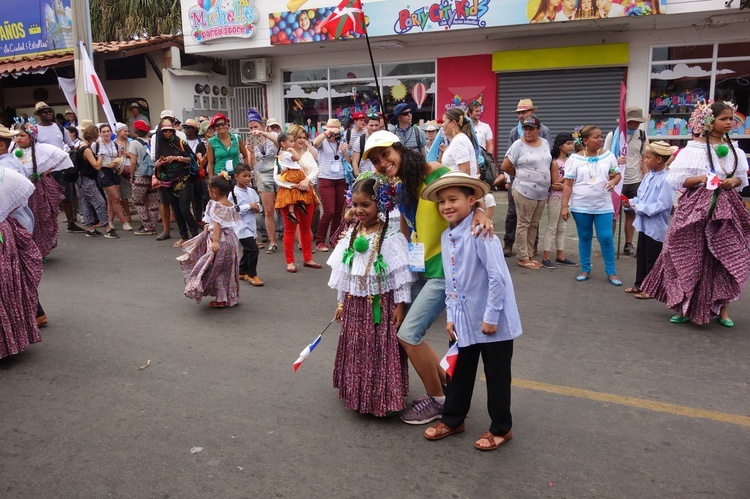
208;301;227;308
296;203;308;215
156;232;171;241
634;292;653;300
247;276;264;287
265;243;278;254
286;212;300;224
239;274;251;282
670;315;689;324
474;430;512;451
624;287;641;294
576;273;590;282
257;242;265;249
718;317;734;328
424;422;465;441
517;260;539;270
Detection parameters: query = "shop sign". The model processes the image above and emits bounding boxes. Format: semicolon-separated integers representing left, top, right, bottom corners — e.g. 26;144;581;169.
188;0;259;43
269;0;666;45
0;0;73;58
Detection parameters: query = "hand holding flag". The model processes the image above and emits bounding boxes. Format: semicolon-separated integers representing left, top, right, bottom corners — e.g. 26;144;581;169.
440;342;459;378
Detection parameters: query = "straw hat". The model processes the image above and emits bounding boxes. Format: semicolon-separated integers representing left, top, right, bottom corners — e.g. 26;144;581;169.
515;99;537;113
421;171;489;203
183;118;200;129
648;140;678;156
323;118;342;131
423;120;439;131
0;124;18;140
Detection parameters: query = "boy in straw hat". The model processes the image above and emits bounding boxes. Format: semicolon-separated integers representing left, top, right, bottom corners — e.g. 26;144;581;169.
621;141;677;299
419;171;522;451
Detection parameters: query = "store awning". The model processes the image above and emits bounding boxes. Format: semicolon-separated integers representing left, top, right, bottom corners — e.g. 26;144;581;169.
0;35;183;79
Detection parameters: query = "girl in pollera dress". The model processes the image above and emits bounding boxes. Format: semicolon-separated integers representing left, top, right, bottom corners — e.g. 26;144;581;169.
178;171;241;308
327;172;414;417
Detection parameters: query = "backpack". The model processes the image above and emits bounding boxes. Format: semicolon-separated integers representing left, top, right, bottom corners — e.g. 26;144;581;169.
477;147;498;187
177;140;200;180
62;148;80;182
413;125;423;152
77;146;98;180
134;138;155;176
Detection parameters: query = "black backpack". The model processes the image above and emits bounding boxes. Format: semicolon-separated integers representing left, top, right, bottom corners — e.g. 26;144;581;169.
478;147;497;187
62;148;81;182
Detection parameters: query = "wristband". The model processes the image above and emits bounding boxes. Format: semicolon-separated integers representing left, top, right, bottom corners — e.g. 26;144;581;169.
475;207;486;214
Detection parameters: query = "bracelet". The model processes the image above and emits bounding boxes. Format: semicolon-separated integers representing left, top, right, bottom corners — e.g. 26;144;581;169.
336;302;344;311
475;207;486;214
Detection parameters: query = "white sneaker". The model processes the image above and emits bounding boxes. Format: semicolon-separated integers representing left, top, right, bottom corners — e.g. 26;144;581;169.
122;222;133;231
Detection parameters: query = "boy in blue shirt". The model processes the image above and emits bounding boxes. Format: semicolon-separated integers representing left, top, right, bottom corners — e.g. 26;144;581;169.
419;172;523;451
623;141;677;299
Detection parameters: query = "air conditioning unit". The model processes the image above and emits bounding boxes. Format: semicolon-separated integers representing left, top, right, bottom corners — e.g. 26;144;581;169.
239;58;271;84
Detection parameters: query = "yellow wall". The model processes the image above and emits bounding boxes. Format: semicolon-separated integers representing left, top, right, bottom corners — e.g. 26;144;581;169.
493;43;629;72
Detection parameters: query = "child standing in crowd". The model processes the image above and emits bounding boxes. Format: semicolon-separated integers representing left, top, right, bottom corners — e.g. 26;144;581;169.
420;172;522;451
274;132;313;224
541;133;577;269
327;172;414;417
623;141;677;299
231;163;264;287
178;172;241;308
642;101;750;327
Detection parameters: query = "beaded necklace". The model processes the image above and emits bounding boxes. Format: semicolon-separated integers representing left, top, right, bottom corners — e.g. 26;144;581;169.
583;148;602;184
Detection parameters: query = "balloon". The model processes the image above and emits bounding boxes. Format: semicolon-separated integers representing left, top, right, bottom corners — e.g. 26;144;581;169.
313;34;321;41
285;27;292;35
294;28;303;37
278;31;288;42
269;18;275;28
308;10;315;19
411;82;427;110
272;26;280;34
279;20;287;30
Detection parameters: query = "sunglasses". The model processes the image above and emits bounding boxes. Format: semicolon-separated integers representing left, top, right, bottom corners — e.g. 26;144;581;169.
162;129;175;133
214;122;228;127
40;109;53;113
400;111;411;116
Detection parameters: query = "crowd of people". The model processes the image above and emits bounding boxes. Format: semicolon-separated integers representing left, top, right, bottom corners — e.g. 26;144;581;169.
1;95;748;451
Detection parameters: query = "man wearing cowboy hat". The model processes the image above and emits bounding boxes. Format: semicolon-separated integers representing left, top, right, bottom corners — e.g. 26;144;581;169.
603;106;649;257
503;98;552;257
390;102;426;156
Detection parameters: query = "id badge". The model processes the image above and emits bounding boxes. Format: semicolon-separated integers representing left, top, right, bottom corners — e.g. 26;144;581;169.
408;242;426;273
225;159;234;174
330;160;341;173
706;172;720;190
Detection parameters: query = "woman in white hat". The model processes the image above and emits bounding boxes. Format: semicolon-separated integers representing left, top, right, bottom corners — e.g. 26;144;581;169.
312;118;348;252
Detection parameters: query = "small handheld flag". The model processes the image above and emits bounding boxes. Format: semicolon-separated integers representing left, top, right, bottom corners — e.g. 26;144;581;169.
293;319;336;372
439;342;459;378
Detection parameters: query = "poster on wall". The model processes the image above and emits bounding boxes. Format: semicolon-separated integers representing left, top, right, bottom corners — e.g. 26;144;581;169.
187;0;259;43
269;0;666;45
437;54;496;139
0;0;73;58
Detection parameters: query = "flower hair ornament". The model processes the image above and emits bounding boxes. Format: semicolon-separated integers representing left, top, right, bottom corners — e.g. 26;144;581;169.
344;171;401;214
688;100;715;135
13;117;38;144
218;170;231;181
572;126;583;147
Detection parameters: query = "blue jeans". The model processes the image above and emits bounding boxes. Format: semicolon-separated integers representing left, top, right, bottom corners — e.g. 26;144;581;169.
571;211;616;276
398;277;446;346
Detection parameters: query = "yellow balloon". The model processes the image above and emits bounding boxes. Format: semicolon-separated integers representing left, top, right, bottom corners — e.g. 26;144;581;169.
526;0;541;21
308;10;315;19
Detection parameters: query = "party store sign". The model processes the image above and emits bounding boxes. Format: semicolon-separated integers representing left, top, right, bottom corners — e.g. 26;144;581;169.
188;0;259;43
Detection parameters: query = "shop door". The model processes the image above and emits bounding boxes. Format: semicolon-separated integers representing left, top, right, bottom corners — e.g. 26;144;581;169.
496;68;625;157
228;86;267;140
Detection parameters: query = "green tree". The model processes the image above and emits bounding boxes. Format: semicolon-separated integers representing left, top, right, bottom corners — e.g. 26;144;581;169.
90;0;183;42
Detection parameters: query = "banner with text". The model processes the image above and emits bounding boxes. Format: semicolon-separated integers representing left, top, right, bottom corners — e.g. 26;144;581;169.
0;0;73;58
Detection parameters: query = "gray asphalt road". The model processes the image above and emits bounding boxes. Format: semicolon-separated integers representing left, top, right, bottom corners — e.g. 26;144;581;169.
1;197;748;498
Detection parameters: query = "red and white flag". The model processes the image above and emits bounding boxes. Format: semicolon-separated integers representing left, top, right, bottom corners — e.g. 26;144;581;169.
79;42;117;131
440;343;459;378
323;0;366;39
57;77;77;115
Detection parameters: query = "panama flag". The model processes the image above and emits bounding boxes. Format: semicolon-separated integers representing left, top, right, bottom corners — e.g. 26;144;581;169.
293;334;323;372
79;42;117;132
439;343;460;378
323;0;367;39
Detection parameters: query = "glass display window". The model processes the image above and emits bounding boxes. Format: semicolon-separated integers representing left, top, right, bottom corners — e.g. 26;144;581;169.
648;42;750;146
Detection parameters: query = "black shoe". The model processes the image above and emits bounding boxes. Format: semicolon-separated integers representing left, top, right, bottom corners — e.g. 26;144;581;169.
503;242;512;258
104;228;119;239
296;202;308;215
134;227;157;236
156;232;171;241
66;223;87;233
85;229;101;237
286;212;300;224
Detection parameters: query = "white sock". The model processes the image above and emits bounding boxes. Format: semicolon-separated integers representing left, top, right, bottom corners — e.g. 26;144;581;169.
431;396;446;404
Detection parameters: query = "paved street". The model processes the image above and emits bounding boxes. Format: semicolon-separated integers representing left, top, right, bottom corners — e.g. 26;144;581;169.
1;194;749;498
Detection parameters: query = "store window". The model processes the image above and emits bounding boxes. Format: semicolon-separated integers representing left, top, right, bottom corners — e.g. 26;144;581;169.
283;62;435;137
648;43;750;142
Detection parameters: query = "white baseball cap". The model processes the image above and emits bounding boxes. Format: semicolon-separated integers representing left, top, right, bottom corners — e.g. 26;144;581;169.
160;109;175;119
362;130;401;161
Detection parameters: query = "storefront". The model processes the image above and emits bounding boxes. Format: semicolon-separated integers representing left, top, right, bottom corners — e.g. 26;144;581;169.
180;0;748;152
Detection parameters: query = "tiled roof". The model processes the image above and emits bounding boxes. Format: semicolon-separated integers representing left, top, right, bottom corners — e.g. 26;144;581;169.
0;35;182;77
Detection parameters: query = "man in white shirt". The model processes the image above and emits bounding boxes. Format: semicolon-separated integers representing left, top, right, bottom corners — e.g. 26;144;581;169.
604;107;649;257
33;101;85;233
467;101;494;156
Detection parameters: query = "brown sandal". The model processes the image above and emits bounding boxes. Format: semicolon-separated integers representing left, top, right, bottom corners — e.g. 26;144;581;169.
208;301;227;308
634;292;653;300
624;287;641;294
474;430;512;451
424;422;465;441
